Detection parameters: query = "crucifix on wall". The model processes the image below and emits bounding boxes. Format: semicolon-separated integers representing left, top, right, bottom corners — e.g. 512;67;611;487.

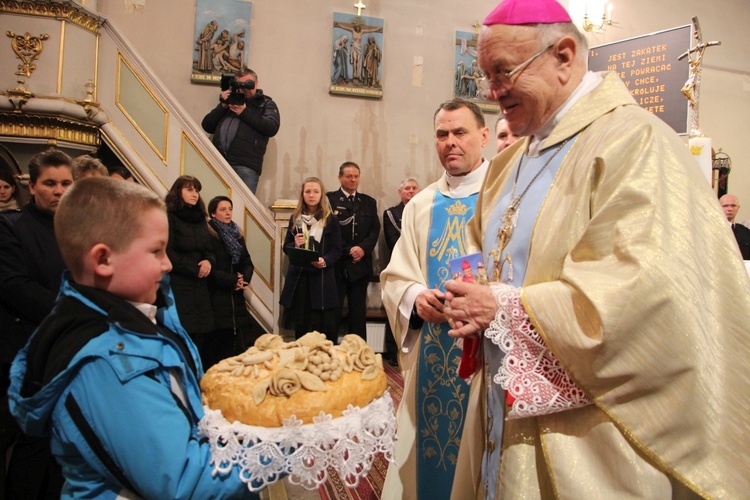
329;10;385;99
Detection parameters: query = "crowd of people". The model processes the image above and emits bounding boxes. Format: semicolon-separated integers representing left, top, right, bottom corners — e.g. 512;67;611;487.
0;151;263;497
3;0;750;497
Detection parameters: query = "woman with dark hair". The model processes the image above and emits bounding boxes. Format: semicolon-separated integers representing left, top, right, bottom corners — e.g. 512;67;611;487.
205;195;257;367
0;168;21;211
280;177;342;339
165;176;215;356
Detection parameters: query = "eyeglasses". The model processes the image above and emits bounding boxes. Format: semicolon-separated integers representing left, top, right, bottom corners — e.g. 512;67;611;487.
483;43;555;89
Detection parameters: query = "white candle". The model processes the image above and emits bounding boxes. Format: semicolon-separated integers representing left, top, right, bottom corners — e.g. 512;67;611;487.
689;136;712;185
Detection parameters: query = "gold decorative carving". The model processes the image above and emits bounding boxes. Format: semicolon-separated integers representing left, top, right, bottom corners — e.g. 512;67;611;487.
5;87;34;111
7;31;49;81
76;80;101;121
0;1;101;33
0;111;100;147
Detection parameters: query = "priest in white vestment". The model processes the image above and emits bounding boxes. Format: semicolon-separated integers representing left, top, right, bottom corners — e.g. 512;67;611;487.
444;0;750;498
381;98;489;499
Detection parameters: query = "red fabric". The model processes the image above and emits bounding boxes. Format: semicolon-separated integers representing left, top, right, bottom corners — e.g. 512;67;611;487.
458;336;480;380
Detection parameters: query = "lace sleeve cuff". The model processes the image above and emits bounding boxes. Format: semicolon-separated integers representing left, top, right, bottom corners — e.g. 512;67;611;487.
484;284;592;419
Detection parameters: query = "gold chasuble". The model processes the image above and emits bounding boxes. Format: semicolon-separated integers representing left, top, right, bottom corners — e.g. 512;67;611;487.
458;72;750;498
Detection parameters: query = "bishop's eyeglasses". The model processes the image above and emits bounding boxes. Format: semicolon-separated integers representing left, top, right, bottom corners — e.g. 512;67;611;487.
482;43;555;89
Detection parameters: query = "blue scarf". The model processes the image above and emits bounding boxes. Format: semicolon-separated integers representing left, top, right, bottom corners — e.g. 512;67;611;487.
210;218;243;264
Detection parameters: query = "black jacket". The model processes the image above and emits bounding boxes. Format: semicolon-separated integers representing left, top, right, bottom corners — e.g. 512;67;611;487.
0;202;66;365
201;89;280;175
280;216;342;310
732;223;750;260
207;220;254;332
326;189;380;281
383;202;405;259
166;208;216;335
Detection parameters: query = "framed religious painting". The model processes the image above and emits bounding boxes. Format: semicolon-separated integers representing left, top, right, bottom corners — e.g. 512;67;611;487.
329;12;385;99
454;30;499;113
191;0;252;85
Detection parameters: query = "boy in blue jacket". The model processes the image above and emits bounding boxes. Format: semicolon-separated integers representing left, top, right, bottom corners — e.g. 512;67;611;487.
7;177;260;498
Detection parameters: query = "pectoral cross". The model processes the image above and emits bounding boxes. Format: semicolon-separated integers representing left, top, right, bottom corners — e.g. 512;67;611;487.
354;1;366;16
489;199;519;282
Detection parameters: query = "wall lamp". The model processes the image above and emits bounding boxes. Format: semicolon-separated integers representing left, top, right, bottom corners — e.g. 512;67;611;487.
583;2;616;32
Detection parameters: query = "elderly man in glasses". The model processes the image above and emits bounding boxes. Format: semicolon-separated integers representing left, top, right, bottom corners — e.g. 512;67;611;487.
444;0;750;498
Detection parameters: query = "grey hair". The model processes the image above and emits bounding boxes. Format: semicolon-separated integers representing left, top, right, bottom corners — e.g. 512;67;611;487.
399;177;419;189
535;23;588;65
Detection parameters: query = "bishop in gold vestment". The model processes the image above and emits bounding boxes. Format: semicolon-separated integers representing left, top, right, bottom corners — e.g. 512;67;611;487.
445;1;750;498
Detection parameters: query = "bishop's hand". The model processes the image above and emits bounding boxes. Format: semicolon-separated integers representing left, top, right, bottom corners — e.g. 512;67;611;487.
444;280;497;338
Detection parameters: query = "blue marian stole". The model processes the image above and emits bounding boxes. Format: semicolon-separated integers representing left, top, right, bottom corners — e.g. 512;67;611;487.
416;189;477;499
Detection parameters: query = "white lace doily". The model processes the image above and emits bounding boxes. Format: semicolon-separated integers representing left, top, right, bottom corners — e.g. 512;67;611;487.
198;391;396;492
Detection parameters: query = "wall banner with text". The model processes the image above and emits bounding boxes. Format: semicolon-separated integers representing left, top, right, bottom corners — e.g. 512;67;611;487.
588;25;691;134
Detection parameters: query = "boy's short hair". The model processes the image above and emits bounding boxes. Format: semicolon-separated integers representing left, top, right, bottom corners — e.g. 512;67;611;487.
55;177;165;278
28;148;73;183
72;155;109;180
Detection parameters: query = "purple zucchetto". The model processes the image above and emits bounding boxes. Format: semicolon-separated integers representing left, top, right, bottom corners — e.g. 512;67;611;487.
484;0;573;26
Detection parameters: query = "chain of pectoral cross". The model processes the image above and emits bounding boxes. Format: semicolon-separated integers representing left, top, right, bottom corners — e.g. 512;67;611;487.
489;138;570;282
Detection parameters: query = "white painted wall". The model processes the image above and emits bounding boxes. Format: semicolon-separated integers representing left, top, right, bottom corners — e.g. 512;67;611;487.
97;0;750;221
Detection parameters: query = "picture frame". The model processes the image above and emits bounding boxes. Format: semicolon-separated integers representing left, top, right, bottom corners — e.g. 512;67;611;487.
191;0;252;85
329;12;385;99
454;30;499;113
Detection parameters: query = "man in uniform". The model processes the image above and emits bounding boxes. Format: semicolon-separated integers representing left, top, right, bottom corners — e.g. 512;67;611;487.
382;177;419;365
327;162;380;338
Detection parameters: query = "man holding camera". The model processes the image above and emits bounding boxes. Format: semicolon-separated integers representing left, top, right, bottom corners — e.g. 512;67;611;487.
202;68;280;194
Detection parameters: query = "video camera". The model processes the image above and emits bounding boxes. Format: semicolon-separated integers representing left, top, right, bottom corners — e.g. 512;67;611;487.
220;73;255;106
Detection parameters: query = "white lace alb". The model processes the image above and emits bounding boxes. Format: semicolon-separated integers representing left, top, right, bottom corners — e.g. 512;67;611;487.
198;391;396;492
484;284;592;419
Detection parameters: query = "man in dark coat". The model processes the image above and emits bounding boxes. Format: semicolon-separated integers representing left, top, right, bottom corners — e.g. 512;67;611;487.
720;193;750;259
382;177;419;364
327;162;380;338
201;67;280;194
0;149;73;389
0;148;73;498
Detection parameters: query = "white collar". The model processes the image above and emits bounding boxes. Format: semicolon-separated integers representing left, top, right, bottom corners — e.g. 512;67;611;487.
527;71;603;157
341;188;357;198
445;159;489;197
128;301;158;324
